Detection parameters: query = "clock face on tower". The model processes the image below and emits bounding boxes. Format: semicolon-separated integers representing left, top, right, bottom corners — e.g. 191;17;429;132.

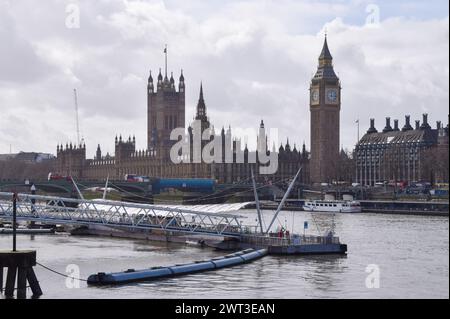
326;88;338;104
311;89;319;104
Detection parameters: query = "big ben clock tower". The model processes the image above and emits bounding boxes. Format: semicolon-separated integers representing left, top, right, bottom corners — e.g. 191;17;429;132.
310;35;341;184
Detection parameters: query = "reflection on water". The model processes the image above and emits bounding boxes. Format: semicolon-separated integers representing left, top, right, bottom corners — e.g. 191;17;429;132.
0;210;448;299
271;254;348;291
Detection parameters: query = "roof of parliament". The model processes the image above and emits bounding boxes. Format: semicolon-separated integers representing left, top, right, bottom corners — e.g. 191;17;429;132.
358;114;448;147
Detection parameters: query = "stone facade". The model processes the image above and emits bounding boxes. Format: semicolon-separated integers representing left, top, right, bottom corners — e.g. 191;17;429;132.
355;114;449;185
56;143;86;178
57;79;310;184
147;69;185;159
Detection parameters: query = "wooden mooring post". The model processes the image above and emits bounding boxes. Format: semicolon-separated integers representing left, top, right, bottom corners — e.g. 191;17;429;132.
0;193;43;299
0;251;42;298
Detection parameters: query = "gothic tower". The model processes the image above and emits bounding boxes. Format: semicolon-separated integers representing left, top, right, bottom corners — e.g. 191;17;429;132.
147;47;185;159
188;83;212;162
309;35;341;183
195;83;210;133
96;144;102;161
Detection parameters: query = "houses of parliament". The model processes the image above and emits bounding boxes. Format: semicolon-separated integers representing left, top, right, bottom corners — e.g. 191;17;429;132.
56;37;343;184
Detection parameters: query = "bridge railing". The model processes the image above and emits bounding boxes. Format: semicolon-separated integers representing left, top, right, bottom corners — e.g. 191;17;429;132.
240;234;341;247
0;192;253;238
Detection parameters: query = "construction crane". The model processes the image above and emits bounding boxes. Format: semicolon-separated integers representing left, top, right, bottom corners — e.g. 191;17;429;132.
73;88;81;145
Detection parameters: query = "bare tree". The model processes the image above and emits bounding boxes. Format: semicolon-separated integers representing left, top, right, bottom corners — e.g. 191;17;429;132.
0;159;56;181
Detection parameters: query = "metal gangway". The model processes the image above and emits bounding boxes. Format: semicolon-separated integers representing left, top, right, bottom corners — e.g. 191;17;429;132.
0;192;254;238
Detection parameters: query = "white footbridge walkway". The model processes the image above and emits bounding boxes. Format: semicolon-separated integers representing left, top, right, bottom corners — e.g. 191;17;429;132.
0;192;255;238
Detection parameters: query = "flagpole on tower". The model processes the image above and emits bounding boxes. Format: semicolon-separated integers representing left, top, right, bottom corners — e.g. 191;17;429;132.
356;119;360;143
164;44;168;78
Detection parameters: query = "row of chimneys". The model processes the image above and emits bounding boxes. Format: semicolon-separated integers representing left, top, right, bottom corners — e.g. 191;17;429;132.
367;114;445;134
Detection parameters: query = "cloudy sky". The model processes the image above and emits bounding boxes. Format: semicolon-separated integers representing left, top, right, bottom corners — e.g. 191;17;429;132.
0;0;448;158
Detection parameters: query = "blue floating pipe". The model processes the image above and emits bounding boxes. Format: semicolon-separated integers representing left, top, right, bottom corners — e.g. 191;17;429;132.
87;248;267;285
168;261;215;275
210;256;244;268
240;250;264;262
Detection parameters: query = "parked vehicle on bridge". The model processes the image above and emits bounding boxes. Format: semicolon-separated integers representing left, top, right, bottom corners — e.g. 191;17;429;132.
124;174;150;183
47;173;72;181
430;183;449;197
374;182;387;187
404;181;433;195
430;189;449;196
388;180;408;189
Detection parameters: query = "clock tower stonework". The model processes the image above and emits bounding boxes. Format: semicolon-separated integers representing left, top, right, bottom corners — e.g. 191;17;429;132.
310;36;341;184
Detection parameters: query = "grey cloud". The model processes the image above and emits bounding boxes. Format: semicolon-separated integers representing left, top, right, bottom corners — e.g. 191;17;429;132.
0;7;55;84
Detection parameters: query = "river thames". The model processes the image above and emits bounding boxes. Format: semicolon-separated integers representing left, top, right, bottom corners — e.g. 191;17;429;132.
1;210;448;299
